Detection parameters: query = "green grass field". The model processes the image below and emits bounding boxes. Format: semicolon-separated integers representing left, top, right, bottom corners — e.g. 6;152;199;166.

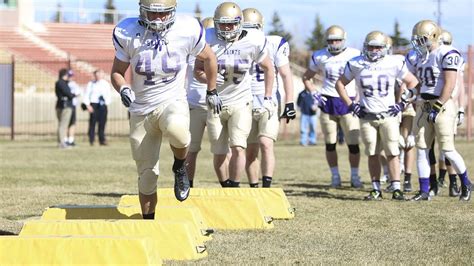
0;138;473;264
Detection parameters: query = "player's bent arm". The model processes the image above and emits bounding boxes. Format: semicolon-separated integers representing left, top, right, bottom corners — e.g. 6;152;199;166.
111;57;130;93
195;44;218;92
278;63;294;103
401;71;419;99
193;59;207;84
302;69;317;92
259;55;275;97
457;70;466;109
439;70;457;104
335;76;352;106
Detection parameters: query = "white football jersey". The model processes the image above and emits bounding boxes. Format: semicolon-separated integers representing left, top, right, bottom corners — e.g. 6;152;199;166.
343;54;409;113
249;35;290;97
309;47;361;97
411;45;462;97
113;15;206;115
207;28;268;106
405;49;419;74
185;55;207;108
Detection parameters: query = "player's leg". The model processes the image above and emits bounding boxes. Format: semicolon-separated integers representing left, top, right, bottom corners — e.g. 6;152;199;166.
258;110;279;187
207;107;231;185
400;114;415;192
160;100;191;201
67;107;76;146
381;116;404;200
428;140;439;196
361;119;382;200
340;113;362;188
228;102;252;185
186;107;208;187
246;113;261;187
320;112;340;187
412;103;435;201
379;153;389;184
436;100;471;201
130;113;161;219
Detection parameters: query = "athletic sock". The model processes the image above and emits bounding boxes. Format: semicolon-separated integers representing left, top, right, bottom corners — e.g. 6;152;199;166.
350;168;359;177
172;156;186;172
429;174;437;189
404;173;412;183
391;181;401;191
142;213;155;220
458;171;472;187
438;169;447;182
262;176;272;187
330;167;339;176
449;174;458;185
419;178;430;193
372;181;381;191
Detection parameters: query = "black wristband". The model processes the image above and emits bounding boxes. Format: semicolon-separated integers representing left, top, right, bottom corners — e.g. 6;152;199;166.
432;100;443;112
207;89;217;95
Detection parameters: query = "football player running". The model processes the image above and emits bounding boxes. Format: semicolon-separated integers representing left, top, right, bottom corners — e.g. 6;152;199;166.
336;31;419;200
111;0;218;219
408;21;470;201
302;25;362;188
194;2;275;187
185;17;223;187
242;8;296;188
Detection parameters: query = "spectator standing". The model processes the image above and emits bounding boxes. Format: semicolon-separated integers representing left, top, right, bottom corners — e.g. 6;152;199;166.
83;70;112;146
297;87;318;146
55;68;75;148
67;69;81;146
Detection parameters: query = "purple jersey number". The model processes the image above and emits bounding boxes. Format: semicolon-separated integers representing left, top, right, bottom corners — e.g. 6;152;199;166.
217;58;250;85
135;51;181;85
360;74;390;97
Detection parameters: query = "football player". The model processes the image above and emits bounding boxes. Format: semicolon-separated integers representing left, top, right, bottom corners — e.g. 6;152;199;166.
435;29;465;196
185;17;223;188
302;25;362;188
111;0;218;219
194;2;275;187
335;31;419;200
242;8;296;188
409;20;471;201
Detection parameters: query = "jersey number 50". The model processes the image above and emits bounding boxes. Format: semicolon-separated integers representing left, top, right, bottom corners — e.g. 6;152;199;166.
360;74;390;97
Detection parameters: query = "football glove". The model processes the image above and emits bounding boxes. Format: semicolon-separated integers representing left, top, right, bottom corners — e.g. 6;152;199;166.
349;101;362;117
281;102;296;123
388;102;406;117
263;96;276;120
206;89;223;115
120;86;135;108
312;92;327;108
457;107;465;126
406;134;416;148
427;100;443;123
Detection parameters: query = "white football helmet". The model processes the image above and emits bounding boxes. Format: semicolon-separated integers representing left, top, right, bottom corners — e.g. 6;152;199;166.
139;0;177;32
325;25;346;54
411;20;441;58
363;31;388;62
201;17;214;29
242;8;263;30
214;2;243;41
440;29;452;45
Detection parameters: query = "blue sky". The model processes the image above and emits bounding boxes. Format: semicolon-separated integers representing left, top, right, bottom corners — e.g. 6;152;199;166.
35;0;473;51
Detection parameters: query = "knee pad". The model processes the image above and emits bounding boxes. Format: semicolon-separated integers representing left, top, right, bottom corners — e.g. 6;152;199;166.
348;144;360;154
166;117;190;148
428;148;436;165
326;143;337;152
138;168;158;195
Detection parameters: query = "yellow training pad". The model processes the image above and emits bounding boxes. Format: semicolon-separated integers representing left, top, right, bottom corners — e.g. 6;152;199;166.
41;205;212;242
120;195;274;230
157;188;295;219
0;236;161;265
20;220;207;261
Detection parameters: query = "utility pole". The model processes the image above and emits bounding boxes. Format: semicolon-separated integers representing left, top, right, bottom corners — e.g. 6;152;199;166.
434;0;443;26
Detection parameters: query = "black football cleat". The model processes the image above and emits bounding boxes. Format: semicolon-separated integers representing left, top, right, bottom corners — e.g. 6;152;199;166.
364;189;382;201
459;184;471;201
392;189;405;200
173;166;190;202
410;191;431;201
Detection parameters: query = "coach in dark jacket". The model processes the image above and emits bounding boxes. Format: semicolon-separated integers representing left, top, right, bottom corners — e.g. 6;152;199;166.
55;68;75;148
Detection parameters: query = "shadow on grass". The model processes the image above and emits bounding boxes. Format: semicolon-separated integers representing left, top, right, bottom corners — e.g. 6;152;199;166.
285;189;363;201
286;182;364;191
0;229;16;235
72;192;126;198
